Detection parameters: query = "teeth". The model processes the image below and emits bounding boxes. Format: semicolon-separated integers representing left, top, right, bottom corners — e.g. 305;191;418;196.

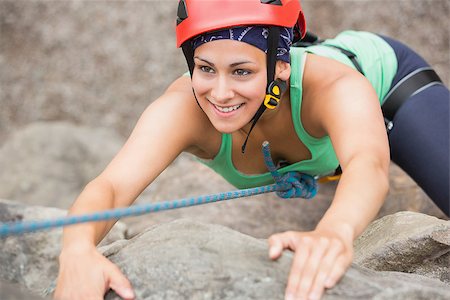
214;104;242;113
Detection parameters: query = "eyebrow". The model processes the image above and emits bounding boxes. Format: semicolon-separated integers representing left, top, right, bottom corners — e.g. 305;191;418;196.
194;56;255;67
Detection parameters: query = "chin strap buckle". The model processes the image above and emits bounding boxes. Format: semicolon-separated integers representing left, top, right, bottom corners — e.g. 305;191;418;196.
264;80;286;109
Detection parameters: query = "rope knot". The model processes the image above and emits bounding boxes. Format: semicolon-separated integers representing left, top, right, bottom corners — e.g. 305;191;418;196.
262;141;318;199
275;171;317;199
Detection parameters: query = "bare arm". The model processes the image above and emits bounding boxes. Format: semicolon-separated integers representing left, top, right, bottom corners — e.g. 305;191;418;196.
62;76;207;249
269;54;390;300
55;76;210;299
314;68;390;241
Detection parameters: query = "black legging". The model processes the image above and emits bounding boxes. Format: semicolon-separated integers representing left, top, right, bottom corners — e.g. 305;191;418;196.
380;35;449;216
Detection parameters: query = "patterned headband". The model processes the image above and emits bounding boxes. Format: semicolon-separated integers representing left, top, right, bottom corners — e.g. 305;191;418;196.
192;26;293;63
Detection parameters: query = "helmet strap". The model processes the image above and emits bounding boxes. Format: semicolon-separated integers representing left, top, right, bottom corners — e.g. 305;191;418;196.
182;42;204;109
241;26;282;153
181;42;195;76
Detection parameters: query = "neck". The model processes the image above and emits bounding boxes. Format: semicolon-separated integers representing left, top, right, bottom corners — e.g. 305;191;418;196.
240;86;291;139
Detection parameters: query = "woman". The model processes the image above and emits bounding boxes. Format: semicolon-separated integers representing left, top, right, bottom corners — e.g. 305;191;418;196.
54;0;449;299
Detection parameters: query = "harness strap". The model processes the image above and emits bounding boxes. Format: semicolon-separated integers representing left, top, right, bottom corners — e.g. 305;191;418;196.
325;45;365;76
291;32;444;182
382;67;442;126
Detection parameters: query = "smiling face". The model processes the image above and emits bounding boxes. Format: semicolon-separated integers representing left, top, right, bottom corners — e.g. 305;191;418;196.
191;39;268;133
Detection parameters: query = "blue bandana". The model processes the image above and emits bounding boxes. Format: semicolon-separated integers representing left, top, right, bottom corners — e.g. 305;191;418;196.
192;26;293;63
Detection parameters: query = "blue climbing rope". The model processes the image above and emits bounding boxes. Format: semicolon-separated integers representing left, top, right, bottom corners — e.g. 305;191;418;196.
262;141;317;199
0;142;317;237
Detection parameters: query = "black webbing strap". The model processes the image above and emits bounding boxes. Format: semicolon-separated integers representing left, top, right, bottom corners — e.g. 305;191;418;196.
181;42;205;109
241;26;281;153
382;68;442;123
293;32;365;76
181;42;195;76
325;45;365;76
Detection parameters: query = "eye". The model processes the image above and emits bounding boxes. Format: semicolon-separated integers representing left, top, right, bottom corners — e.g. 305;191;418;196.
199;65;215;73
233;69;251;76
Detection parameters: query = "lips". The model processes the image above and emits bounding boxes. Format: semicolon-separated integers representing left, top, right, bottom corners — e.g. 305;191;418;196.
213;103;243;113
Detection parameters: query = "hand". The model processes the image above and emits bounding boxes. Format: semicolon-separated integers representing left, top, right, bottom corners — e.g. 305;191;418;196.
268;228;353;300
54;246;135;300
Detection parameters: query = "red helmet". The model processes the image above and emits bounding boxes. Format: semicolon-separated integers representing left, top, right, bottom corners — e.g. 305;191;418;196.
176;0;306;47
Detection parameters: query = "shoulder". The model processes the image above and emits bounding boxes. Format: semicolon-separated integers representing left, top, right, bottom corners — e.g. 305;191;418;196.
142;75;221;158
300;53;375;137
299;54;388;168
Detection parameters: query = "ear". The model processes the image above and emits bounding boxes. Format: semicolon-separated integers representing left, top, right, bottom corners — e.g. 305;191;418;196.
275;60;291;82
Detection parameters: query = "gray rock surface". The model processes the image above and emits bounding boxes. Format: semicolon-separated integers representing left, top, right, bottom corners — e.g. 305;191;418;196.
1;202;449;300
0;121;123;208
354;211;450;284
0;280;50;300
0;199;127;296
0;0;183;142
100;218;450;300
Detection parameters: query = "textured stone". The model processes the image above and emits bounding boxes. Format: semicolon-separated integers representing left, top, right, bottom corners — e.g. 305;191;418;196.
0;280;49;300
354;211;450;284
0;199;127;297
0;121;123;209
1;209;449;299
100;219;450;300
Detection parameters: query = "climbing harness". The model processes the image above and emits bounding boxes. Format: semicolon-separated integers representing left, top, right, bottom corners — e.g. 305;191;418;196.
293;31;443;181
0;142;317;237
295;31;443;133
382;67;442;131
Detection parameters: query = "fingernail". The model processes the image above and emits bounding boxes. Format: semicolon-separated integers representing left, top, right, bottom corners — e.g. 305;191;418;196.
285;292;295;300
325;278;334;287
269;247;277;257
308;292;320;300
121;288;135;299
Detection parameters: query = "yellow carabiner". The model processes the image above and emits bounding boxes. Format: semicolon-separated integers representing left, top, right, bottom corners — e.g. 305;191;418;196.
264;81;282;109
264;94;280;109
318;174;341;183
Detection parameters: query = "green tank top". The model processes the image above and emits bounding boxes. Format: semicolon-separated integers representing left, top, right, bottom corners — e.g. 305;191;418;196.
200;31;397;189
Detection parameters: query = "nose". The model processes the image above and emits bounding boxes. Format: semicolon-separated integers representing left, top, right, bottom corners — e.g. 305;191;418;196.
210;76;235;104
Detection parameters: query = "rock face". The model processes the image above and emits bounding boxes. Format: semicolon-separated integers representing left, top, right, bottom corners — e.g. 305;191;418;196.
103;220;290;300
0;280;51;300
0;122;123;208
354;211;450;284
100;218;450;300
1;199;449;300
0;199;127;296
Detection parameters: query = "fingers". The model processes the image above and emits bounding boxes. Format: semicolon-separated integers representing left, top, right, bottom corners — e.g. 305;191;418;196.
324;255;350;289
274;231;352;300
54;248;135;300
107;264;135;300
308;240;351;299
268;231;297;260
268;233;284;259
294;237;330;300
285;237;312;300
